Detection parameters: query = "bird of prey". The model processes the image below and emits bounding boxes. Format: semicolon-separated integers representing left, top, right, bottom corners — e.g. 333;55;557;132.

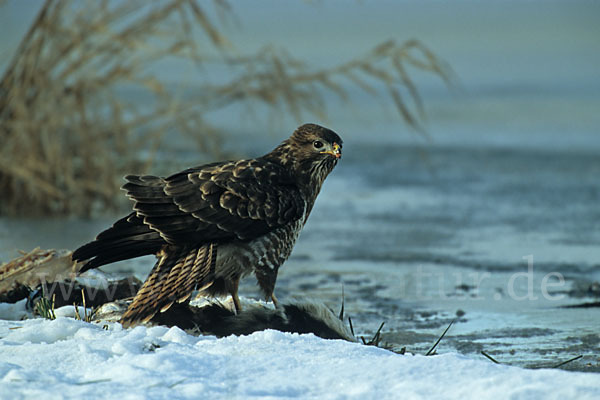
72;123;342;327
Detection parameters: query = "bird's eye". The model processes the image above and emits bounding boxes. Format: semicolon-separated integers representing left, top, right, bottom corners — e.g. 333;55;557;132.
313;140;324;149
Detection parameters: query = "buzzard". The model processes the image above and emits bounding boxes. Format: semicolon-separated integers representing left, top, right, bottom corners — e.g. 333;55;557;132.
72;123;342;327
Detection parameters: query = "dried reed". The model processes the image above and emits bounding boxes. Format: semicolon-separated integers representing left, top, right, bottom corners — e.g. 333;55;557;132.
0;0;451;216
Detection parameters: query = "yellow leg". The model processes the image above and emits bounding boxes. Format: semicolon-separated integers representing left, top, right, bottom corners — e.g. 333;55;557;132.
232;291;242;314
229;276;242;314
271;293;279;308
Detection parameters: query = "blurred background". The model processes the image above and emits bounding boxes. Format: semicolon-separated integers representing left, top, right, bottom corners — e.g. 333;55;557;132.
1;0;599;370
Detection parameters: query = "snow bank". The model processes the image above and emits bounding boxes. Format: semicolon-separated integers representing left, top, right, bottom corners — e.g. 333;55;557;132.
0;318;598;399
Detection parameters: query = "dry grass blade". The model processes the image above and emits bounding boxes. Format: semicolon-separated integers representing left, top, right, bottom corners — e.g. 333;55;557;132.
36;293;57;320
481;350;501;364
401;39;455;85
370;321;385;346
550;355;583;369
393;54;425;121
426;319;455;356
82;288;90;322
389;87;425;135
73;301;82;320
338;284;345;321
348;317;355;337
361;321;385;346
481;349;584;370
187;0;229;48
72;288;94;322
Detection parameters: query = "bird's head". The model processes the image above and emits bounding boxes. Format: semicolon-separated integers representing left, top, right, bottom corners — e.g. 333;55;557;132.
265;124;343;196
289;123;343;162
265;123;343;196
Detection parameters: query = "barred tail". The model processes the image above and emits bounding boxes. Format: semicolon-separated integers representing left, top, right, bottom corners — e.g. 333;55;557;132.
120;243;217;327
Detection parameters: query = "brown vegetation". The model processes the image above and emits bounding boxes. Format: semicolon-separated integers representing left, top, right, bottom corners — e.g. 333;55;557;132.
0;0;451;216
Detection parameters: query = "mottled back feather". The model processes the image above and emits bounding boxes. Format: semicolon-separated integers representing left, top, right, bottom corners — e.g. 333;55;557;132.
123;158;306;244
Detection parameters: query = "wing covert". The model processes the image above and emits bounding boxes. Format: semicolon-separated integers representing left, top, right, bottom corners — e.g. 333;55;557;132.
122;159;305;244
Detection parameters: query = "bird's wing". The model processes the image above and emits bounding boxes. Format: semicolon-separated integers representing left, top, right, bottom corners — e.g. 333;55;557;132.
122;158;305;244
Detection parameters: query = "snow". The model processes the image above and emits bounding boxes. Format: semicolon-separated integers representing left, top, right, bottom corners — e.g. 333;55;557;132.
0;299;28;321
1;318;599;400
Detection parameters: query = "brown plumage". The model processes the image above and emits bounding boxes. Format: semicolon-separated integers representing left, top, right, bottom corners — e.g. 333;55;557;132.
72;123;342;327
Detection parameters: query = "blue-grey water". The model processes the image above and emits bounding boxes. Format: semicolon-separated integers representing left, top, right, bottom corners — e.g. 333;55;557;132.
1;1;599;371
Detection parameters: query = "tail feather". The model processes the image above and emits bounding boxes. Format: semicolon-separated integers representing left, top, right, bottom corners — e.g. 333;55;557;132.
119;243;217;327
76;243;157;272
72;213;164;273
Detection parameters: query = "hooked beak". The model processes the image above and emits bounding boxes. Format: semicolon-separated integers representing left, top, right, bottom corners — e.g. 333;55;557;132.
321;142;341;159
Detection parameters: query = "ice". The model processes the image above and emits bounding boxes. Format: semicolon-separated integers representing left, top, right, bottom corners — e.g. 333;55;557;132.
0;318;598;399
